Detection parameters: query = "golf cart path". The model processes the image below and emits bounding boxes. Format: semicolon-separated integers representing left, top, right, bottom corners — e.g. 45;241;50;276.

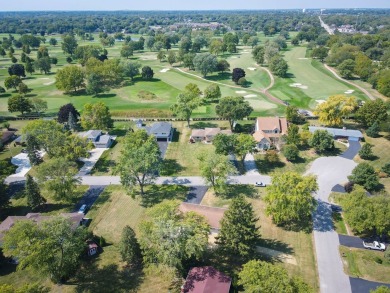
324;64;375;101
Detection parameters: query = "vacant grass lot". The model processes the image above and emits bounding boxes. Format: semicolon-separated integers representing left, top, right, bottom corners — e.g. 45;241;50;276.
269;46;369;109
340;246;390;283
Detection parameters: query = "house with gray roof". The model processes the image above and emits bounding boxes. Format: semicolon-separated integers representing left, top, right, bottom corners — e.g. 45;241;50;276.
136;121;173;142
309;126;363;141
79;130;116;148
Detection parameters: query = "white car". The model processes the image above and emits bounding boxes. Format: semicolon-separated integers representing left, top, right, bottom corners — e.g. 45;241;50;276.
78;204;88;214
255;182;266;187
363;241;386;251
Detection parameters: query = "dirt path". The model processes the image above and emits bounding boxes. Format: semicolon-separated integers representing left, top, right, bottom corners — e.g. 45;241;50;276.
324;64;375;100
258;66;286;106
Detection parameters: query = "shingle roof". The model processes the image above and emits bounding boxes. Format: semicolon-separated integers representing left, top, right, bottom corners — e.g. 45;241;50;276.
183;266;231;293
204;128;221;136
96;134;111;144
308;126;363;138
257;117;288;134
85;130;102;140
191;129;205;137
149;122;172;134
1;131;16;144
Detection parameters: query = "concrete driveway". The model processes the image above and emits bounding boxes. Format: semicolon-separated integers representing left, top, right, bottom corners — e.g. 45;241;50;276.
78;148;108;176
306;156;357;293
340;141;361;160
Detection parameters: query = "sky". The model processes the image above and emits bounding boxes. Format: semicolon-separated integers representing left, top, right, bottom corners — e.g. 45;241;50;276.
0;0;389;11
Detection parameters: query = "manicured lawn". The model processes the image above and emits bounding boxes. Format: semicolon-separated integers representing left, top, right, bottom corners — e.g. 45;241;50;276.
269;46;369;109
340;246;390;283
332;211;348;235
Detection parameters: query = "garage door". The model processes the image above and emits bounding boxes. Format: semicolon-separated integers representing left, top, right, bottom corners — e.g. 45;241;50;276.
348;136;359;142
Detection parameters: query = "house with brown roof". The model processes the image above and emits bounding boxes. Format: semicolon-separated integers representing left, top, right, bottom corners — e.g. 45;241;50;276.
0;212;84;243
252;117;288;150
1;131;16;145
182;266;231;293
190;128;232;143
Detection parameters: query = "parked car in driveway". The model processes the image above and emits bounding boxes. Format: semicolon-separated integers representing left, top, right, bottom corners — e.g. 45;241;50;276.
363;241;386;251
255;182;266;187
78;204;88;214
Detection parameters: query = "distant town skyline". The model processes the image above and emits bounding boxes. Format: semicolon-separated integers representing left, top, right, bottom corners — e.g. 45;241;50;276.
0;0;389;11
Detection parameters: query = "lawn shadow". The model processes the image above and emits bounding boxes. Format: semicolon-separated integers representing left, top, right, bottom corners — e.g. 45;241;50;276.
171;129;180;142
0;93;11;98
222;184;260;199
255;158;286;175
72;260;143;293
24;93;37;98
205;72;231;82
109;129;128;137
141;185;188;207
160;159;185;176
37;202;73;213
94;93;117;98
190;122;219;129
285;73;296;78
258;238;294;255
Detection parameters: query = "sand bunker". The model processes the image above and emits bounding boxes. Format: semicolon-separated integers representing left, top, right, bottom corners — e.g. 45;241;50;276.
344;90;355;94
316;99;326;105
244;94;257;98
247;67;256;71
290;83;308;90
236;90;247;94
39;77;50;80
159;68;170;73
230;56;238;59
298;58;309;60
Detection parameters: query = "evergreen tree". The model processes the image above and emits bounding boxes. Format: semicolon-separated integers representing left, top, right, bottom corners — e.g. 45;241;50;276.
26;134;42;166
119;225;141;265
216;195;260;258
25;175;46;210
366;121;380;138
68;112;78;131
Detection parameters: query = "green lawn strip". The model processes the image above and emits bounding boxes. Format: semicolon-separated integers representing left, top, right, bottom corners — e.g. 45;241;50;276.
340;246;390;283
332;211;348;235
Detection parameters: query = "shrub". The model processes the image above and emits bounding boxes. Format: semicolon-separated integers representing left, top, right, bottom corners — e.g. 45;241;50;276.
373;256;383;264
344;181;354;193
359;143;374;160
381;163;390;176
366;121;380;138
138;90;157;100
283;144;299;161
265;150;279;163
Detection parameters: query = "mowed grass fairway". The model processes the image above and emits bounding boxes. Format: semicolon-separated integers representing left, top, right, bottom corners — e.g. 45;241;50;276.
269;46;369;109
0;33;284;118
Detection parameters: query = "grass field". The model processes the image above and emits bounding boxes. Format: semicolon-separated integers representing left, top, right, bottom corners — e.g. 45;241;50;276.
340;246;390;283
269;46;369;109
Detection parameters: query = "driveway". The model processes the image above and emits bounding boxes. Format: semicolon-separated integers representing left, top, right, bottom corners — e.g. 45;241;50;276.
350;278;390;293
78;148;108;176
243;153;260;175
157;141;168;158
339;235;364;249
307;156;357;293
74;185;106;214
340;141;361;160
185;186;208;204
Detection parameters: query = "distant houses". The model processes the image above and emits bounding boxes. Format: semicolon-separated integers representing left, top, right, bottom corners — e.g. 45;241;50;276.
252;117;288;150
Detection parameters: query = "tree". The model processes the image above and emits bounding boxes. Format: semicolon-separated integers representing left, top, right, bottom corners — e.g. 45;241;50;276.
264;172;318;226
120;45;133;59
354;52;373;81
359;143;374;160
216;59;230;73
314;95;358;127
338;59;356;79
26;134;42;166
58;103;80;124
209;39;224;55
74;45;103;66
25;174;46;210
184;83;202;97
119;226;141;265
11;56;17;63
80;102;113;130
34;56;51;74
248;36;259;48
204;84;221;102
252;45;265;64
264;42;280;63
356;99;388;127
193;53;218;77
49;38;58;46
371;286;390;293
309;130;334;152
348;163;379;191
366;121;380;138
116;130;161;196
283;144;299;161
216;96;253;130
269;55;288;77
86;73;106;96
286;124;300;145
122;60;141;81
238;260;311;293
0;86;5;94
234;133;256;162
2;217;87;283
198;153;235;194
157;50;166;62
25;60;35;75
183;53;195;70
232;68;246;84
55;65;85;93
67;112;78;131
8;94;32;115
377;70;390;97
36;158;80;202
62;34;78;55
381;163;390;176
141;66;154;80
171;92;202;127
167;51;176;65
311;46;328;62
0;283;49;293
4;75;22;90
8;64;26;77
139;200;210;269
286;105;304;124
31;97;48;114
216;196;260;258
18;82;29;95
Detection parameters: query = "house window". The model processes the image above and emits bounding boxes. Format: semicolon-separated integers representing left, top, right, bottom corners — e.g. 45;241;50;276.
274;129;278;133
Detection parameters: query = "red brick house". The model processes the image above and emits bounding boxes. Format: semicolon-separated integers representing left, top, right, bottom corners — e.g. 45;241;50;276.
182;266;231;293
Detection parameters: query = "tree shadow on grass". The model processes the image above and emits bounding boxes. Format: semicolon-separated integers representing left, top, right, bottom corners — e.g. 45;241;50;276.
160;159;185;176
94;93;117;99
72;261;143;293
205;72;231;82
109;129;128;137
141;185;188;207
0;93;11;98
255;158;286;175
258;238;294;255
190;121;219;129
221;184;260;199
278;216;313;233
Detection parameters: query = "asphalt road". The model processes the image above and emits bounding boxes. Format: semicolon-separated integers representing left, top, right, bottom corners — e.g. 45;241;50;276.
307;156;358;293
350;278;390;293
74;185;106;214
340;141;361;160
185;186;208;204
339;235;364;249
